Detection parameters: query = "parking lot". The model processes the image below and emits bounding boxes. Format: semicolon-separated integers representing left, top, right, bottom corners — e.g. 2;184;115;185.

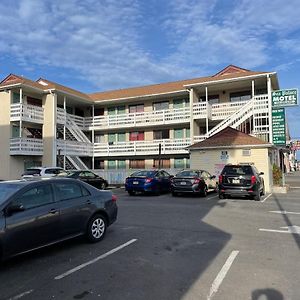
1;173;300;300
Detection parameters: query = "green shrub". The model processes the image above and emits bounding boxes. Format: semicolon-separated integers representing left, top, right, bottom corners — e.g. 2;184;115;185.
273;164;282;186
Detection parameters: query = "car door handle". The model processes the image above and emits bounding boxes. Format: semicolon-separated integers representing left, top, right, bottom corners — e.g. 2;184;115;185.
49;208;58;214
86;199;92;205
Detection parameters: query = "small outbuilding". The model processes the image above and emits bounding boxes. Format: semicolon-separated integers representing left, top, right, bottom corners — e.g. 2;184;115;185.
188;127;275;192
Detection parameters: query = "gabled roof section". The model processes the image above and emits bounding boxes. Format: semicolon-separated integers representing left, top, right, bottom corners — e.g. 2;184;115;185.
37;78;91;100
0;73;45;90
212;65;250;77
188;127;271;149
89;65;271;102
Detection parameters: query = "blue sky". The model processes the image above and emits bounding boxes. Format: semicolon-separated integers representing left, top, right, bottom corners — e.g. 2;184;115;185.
0;0;299;141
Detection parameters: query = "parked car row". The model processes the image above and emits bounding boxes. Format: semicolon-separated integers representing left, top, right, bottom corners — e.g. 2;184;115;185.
125;169;218;197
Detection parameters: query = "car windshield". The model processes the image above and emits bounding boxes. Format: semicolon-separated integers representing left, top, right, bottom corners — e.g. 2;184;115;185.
23;169;41;175
131;171;155;178
222;165;253;175
0;183;23;204
176;170;199;177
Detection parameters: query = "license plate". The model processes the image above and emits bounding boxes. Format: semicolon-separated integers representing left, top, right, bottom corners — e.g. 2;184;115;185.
180;181;187;185
133;181;139;185
232;179;240;184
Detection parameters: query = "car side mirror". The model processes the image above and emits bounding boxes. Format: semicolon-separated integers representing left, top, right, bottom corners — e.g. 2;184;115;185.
6;203;25;215
259;172;264;175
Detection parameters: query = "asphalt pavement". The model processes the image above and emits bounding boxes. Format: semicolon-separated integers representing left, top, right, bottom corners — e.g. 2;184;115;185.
0;174;300;300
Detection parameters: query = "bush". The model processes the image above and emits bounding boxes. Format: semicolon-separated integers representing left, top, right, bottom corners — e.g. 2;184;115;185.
273;164;282;186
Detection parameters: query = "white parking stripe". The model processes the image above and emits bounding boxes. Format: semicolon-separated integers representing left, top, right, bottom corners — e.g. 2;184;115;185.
55;239;137;280
261;193;272;203
206;195;219;200
9;290;34;300
207;250;239;300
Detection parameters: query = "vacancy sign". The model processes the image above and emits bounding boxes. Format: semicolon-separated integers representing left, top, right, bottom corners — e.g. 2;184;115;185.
272;89;298;107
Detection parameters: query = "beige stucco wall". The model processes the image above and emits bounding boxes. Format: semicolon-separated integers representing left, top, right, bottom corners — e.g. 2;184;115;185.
42;93;57;166
190;147;272;192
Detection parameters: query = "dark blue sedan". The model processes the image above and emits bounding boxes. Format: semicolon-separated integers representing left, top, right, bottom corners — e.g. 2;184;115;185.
125;170;172;196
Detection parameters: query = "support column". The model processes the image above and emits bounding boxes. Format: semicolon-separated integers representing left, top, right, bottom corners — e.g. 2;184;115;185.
267;75;273;143
189;88;194;144
19;88;23;138
205;87;209;135
42;92;57;167
92;105;95;170
63;96;66;169
252;80;255;134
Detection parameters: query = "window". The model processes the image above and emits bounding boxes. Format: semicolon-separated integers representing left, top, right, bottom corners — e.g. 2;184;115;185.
129;131;144;141
153;159;170;168
108;160;116;169
13;185;53;209
95;134;104;143
27;97;42;107
12;125;20;138
173;99;189;109
174;158;184;169
54;183;83;201
208;95;219;104
174;129;183;139
129;159;145;169
81;171;96;178
95;159;104;169
153;101;169;111
129;104;144;113
117;133;126;142
44;168;63;175
117;160;126;169
186;158;190;168
94;108;104;116
12;92;21;104
230;91;251;102
153;129;169;140
108;107;116;116
242;149;251;156
108;133;116;143
108;106;126;115
186;128;190;138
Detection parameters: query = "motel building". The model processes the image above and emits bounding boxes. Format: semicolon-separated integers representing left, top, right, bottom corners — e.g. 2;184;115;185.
0;65;290;183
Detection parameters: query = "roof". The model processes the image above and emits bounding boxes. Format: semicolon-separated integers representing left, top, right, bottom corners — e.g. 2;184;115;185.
0;74;45;91
89;65;270;101
188;127;272;150
37;78;91;100
0;65;273;102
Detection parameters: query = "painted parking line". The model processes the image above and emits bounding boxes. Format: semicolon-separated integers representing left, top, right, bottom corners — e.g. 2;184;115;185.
206;195;219;200
207;250;239;300
9;289;34;300
55;239;137;280
260;193;272;203
269;210;300;215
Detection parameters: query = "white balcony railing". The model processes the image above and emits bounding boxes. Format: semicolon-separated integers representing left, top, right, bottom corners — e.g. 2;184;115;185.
56;140;93;157
211;100;249;120
10;104;44;124
93;138;205;157
10;138;43;155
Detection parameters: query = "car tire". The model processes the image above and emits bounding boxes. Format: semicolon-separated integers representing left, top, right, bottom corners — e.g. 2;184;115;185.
254;192;261;201
201;186;208;197
128;191;135;196
261;184;265;196
172;191;178;197
219;193;225;199
86;214;107;243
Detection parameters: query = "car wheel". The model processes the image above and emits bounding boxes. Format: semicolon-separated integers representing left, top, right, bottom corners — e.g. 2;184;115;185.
219;193;225;199
86;214;107;243
201;186;208;197
254;192;261;201
261;184;265;196
154;188;161;196
128;191;135;196
172;191;178;197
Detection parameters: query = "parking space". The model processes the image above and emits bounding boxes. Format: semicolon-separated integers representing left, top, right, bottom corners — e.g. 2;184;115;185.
1;178;300;300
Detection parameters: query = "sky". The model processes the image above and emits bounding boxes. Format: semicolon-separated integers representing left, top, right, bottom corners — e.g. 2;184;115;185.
0;0;299;142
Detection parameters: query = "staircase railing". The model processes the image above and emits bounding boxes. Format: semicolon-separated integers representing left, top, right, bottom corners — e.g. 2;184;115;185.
206;98;255;137
67;156;89;170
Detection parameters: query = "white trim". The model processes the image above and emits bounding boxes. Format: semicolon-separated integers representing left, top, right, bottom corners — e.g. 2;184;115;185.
93;89;188;103
184;73;277;88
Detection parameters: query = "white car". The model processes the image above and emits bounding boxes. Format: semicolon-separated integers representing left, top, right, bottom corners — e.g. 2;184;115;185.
21;167;65;179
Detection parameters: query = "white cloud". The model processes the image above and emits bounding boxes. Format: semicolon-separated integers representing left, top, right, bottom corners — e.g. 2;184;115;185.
0;0;300;90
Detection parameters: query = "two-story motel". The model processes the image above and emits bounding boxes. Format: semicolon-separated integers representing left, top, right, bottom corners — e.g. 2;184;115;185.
0;65;280;180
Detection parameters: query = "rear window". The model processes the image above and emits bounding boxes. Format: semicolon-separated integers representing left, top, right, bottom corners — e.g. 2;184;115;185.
130;171;155;177
176;170;199;177
23;169;41;176
222;166;253;176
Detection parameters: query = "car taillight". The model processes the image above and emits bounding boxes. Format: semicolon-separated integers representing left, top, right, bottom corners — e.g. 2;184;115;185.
145;178;153;183
251;175;256;185
112;195;117;202
219;175;223;184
